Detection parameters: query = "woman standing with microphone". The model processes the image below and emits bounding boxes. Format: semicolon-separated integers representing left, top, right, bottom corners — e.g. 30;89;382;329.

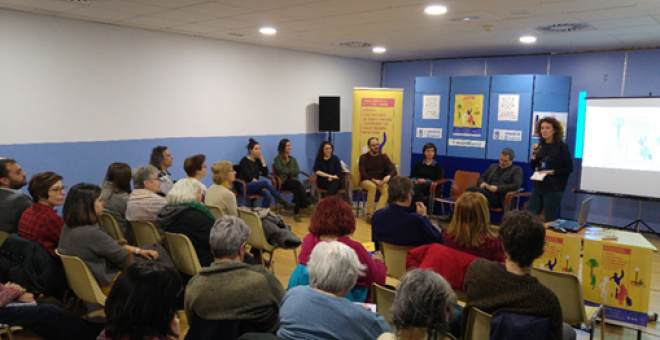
528;117;573;221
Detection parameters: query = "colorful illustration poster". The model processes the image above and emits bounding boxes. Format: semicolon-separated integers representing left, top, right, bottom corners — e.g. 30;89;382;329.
532;112;568;140
533;234;581;273
351;88;403;189
422;95;440;119
582;239;653;327
498;94;519;121
453;94;484;137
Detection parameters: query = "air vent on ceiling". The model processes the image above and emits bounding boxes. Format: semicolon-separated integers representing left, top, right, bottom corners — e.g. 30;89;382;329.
339;41;371;48
535;23;594;33
228;32;244;37
62;0;104;3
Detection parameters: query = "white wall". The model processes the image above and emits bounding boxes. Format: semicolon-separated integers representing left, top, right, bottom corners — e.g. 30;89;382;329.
0;9;380;145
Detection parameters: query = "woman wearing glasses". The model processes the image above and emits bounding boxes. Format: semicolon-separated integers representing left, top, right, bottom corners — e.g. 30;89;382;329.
18;171;66;258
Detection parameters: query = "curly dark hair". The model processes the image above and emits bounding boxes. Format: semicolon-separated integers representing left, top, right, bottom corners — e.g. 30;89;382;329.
536;117;564;143
149;146;168;171
498;211;546;267
316;141;334;160
309;196;355;236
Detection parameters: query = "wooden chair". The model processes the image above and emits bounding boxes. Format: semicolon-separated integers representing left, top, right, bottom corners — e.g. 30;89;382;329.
237;209;298;272
464;307;492;340
313;172;351;204
271;164;312;214
56;250;107;307
0;324;22;340
204;203;224;219
0;231;9;247
410;167;449;217
430;170;480;216
130;221;161;246
98;213;125;241
163;232;202;276
232;165;275;208
532;268;605;340
371;283;396;329
380;242;414;279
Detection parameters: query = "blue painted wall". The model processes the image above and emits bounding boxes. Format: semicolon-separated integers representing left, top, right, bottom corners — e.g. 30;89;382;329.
385;49;660;230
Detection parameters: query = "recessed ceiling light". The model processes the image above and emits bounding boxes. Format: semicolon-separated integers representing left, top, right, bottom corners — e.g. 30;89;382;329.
425;5;447;15
450;16;480;22
372;46;386;54
519;36;537;43
259;27;276;35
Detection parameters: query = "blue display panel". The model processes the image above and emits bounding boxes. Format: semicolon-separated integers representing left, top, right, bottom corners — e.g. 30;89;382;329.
412;77;450;156
529;75;572;161
447;76;491;159
487;75;535;161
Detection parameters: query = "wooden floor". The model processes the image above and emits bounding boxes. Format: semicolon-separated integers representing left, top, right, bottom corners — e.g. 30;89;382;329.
19;209;660;339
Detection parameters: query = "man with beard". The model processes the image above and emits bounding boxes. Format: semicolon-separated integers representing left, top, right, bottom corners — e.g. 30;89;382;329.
0;158;32;233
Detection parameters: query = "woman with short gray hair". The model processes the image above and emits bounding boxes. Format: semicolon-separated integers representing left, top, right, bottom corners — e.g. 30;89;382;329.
378;269;458;340
126;165;167;223
277;241;393;340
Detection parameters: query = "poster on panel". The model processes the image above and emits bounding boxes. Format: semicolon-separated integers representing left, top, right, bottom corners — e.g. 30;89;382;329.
422;95;440;119
453;94;484;137
532;112;568;140
498;94;520;122
581;239;653;327
351;88;403;189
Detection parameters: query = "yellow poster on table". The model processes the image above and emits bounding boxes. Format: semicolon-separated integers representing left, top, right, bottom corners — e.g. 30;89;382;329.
351;88;403;189
533;234;581;274
453;94;484;137
581;239;653;327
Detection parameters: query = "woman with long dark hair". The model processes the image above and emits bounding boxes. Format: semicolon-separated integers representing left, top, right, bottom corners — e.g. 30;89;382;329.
98;262;182;340
274;138;312;222
313;141;343;197
101;162;132;242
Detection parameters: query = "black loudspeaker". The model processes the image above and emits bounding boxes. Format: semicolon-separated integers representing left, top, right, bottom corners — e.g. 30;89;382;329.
319;96;340;132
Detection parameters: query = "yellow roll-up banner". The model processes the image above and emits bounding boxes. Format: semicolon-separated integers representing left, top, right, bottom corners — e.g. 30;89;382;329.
351;88;404;189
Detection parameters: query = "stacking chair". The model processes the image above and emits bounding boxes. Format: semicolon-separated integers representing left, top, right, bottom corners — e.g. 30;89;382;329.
232;165;274;208
313;172;351;204
204;203;224;219
532;268;605;340
56;250;106;307
163;232;201;276
430;170;480;216
271;164;312;214
371;283;396;328
237;209;298;271
130;221;161;246
98;213;125;241
379;242;414;279
0;231;9;247
464;307;492;340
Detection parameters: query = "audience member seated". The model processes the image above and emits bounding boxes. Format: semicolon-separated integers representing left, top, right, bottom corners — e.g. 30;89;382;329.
461;211;576;340
238;138;294;210
378;269;459;340
274;138;312;222
58;183;159;295
313;141;343;197
126;165;167;223
157;178;215;267
100;162;132;243
98;262;182;340
184;154;208;197
185;216;285;337
410;142;443;206
289;196;386;302
277;241;393;340
466;147;522;208
0;158;31;233
150;146;175;194
359;137;397;221
442;192;505;262
0;281;103;340
18;171;65;258
372;176;442;249
205;161;238;216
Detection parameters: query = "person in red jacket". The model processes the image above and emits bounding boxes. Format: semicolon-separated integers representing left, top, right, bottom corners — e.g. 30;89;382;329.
291;196;387;302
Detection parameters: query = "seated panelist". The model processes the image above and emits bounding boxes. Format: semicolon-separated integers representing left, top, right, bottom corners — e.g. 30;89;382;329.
466;147;522;208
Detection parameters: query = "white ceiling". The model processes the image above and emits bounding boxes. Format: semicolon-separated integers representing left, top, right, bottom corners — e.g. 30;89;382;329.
2;0;659;61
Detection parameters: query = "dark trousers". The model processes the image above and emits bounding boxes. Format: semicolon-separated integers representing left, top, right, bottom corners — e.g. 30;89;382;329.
527;187;564;222
412;182;431;204
0;302;104;340
317;176;341;196
281;179;308;214
465;186;503;208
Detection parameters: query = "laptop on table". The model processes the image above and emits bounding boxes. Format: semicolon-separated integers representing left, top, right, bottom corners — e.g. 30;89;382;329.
548;197;592;233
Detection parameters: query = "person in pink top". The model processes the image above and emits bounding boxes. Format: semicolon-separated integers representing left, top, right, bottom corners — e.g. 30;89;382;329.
442;192;505;263
289;196;387;302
